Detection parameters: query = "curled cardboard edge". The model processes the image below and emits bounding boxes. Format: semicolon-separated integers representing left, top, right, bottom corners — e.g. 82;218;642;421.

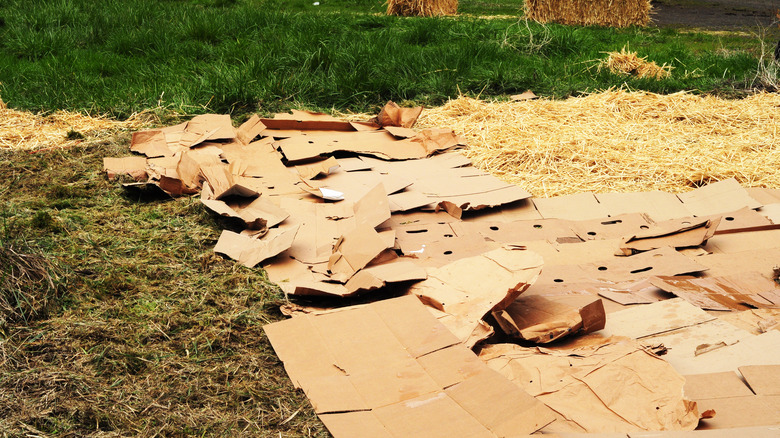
492;296;606;344
618;217;721;256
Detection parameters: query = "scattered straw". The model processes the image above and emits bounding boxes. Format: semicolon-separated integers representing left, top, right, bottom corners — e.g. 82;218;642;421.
0;242;59;324
601;48;672;80
525;0;651;28
0;100;149;151
386;0;457;17
417;91;780;197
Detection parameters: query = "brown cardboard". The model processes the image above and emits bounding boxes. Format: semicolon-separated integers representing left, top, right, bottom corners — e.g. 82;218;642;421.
592;279;665;305
492;295;606;343
683;371;755;400
533;192;609;220
409;247;543;347
630;426;780;437
184;114;235;143
739;365;780;396
461;199;543;222
214;226;299;268
569;213;654;241
703;229;780;254
648;273;779;311
373;101;423;128
450;218;581;245
327;225;390;283
693;248;780;278
759;202;780;224
130;130;173;158
103;156;148;181
294;156;340;180
695;396;780;429
618;217;720;256
343;260;427;295
201;196;288;230
596;191;692;221
603;298;715;339
746;187;780;204
706;207;776;234
263;295;555;437
677;178;762;216
236;114;266;145
510;90;538;101
200;164;259;200
661;330;780;376
480;337;700;433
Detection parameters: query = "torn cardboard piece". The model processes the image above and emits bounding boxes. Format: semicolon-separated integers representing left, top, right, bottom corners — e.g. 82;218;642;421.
372;100;423;128
214;226;299;268
327;225;390;283
618;217;720;256
103;156;148;181
480;337;700;433
201;195;288;231
236;115;266;145
533;192;609;220
649;273;780;311
264;295;555;437
409;247;543;347
130;130;173;158
343;260;427;296
603;298;716;340
492;295;606;344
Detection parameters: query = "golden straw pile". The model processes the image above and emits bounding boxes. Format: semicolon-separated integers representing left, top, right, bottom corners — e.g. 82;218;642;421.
525;0;651;27
386;0;457;17
0;98;147;151
602;48;672;80
417;91;780;197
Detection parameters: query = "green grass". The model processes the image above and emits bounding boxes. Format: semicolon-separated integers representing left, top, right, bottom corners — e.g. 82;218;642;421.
0;0;769;118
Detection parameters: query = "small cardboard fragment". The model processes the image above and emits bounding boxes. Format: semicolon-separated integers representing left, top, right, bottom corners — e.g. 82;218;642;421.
344;260;427;296
103;156;148;181
130;130;172;158
510;90;538;101
480;337;700;433
295;156;340;180
409;247;543;347
373;100;423;128
618;217;720;255
493;296;606;344
236;115;266;145
327;225;390;283
214;226;299;267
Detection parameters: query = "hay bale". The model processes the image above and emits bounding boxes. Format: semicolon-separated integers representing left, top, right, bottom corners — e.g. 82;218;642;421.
601;48;671;80
525;0;651;28
387;0;457;17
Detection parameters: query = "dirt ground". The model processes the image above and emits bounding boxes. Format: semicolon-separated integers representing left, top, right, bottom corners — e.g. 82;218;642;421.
652;0;780;30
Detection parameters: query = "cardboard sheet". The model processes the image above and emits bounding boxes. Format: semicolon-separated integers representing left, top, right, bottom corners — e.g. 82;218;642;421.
264;295;555;437
533;192;609;220
327;225;390;283
660;330;780;376
214;226;299;268
130;130;173;158
648;273;779;311
103;156;148;181
618;217;720;256
201;195;289;230
677;178;762;216
409;247;543;347
569;213;654;241
739;365;780;396
480;337;699;433
683;371;755;400
694;396;780;430
596;191;692;221
603;298;715;339
492;295;606;343
343;260;427;296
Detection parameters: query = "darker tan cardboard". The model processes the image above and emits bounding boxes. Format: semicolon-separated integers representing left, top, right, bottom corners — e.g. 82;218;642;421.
236;115;266;145
492;295;606;343
130;130;173;158
214;226;299;268
683;371;755;400
327;225;390;283
405;231;500;268
409;247;543;347
596;191;692;221
591;279;666;306
649;273;779;311
480;337;700;433
461;199;543;222
263;295;555;437
747;187;780;204
372;101;423;128
510;90;538;101
201;195;288;230
103;156;148;181
677;178;762;216
533;192;609;220
602;298;715;339
739;365;780;396
294;156;340;180
618;217;720;256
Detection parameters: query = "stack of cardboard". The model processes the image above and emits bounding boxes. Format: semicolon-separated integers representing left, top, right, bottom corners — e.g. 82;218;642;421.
105;104;780;437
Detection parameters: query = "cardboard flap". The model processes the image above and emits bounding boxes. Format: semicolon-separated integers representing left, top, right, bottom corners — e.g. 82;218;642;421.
236;115;266;145
327;225;389;283
618;217;720;255
603;298;715;339
344;261;427;296
130;130;173;158
683;372;755;400
493;295;606;344
214;226;299;268
295;156;340;180
184;114;235;143
409;247;543;347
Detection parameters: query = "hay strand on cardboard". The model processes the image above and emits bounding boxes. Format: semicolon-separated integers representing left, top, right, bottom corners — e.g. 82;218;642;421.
417;91;780;197
387;0;457;17
525;0;651;28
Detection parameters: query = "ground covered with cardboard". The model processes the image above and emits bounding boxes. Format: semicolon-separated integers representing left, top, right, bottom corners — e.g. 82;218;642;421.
3;92;780;437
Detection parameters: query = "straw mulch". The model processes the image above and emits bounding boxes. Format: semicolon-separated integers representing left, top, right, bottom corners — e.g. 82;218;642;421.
0;98;148;151
525;0;651;28
602;48;672;80
416;91;780;197
386;0;457;17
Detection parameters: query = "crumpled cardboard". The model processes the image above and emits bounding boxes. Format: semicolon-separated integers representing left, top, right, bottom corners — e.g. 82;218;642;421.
264;295;556;437
409;247;543;347
372;100;423;128
213;225;299;268
480;336;700;433
648;273;780;311
618;217;720;256
492;295;606;343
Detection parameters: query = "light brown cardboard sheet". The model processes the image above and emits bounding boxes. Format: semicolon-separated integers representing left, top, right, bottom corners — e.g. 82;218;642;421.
263;295;555;438
409;247;543;348
602;298;716;340
372;100;423;128
214;226;300;268
201;195;289;231
327;225;391;283
739;365;780;395
715;308;780;335
759;202;780;224
492;295;606;343
595;191;692;221
460;199;543;222
569;213;654;241
130;130;173;158
532;192;609;220
702;229;780;254
648;273;779;311
694;396;780;430
676;178;762;216
706;207;776;234
683;371;755;401
103;156;148;181
450;218;581;245
235;114;266;145
617;217;720;256
629;425;780;437
479;336;700;433
693;247;780;278
746;187;780;204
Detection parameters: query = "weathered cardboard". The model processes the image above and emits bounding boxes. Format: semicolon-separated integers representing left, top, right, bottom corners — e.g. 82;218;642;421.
677;178;762;216
373;101;423;128
661;330;780;376
706;207;776;234
603;298;715;339
492;295;606;343
103;156;148;181
630;426;780;437
739;365;780;396
695;396;780;429
343;260;427;296
264;295;555;437
236;114;266;145
480;337;700;433
759;202;780;224
618;217;720;256
533;192;609;220
596;191;692;221
703;229;780;254
214;226;299;268
409;247;543;347
648;273;779;311
130;130;173;158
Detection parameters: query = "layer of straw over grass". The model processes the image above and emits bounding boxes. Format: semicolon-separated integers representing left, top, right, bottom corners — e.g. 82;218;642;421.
525;0;651;28
387;0;457;17
0;98;148;151
417;91;780;197
0;241;59;324
601;48;672;80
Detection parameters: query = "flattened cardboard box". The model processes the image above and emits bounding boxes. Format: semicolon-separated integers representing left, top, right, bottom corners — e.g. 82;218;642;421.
264;295;555;438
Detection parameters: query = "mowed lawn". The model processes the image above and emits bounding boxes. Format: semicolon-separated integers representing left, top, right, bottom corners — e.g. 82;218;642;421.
0;0;777;436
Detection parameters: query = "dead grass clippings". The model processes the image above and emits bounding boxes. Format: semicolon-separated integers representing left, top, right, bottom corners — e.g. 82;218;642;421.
600;48;672;80
417;90;780;197
0;241;60;325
